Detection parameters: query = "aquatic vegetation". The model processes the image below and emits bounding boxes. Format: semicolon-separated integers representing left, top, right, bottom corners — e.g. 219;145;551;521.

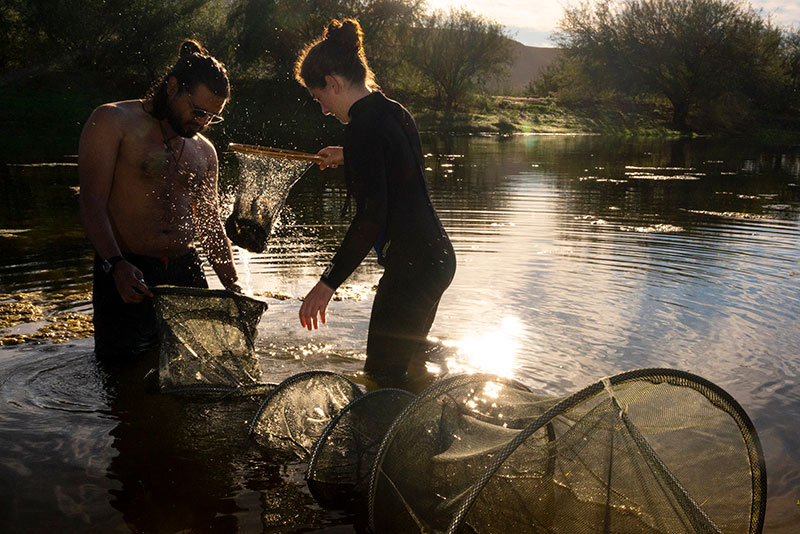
624;171;702;180
1;312;93;345
0;292;93;345
619;224;684;233
683;209;776;220
253;290;295;301
0;300;45;327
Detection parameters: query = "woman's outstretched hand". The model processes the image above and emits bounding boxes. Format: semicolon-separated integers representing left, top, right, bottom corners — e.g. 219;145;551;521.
299;280;335;330
316;146;344;170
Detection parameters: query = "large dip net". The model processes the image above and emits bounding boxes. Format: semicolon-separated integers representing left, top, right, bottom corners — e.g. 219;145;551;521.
152;286;270;395
224;143;318;253
368;369;767;534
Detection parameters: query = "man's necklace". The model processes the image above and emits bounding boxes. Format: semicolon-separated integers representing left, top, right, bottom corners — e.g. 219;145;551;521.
159;120;185;168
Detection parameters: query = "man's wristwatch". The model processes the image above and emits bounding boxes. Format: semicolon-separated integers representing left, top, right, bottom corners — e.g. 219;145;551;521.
102;255;125;273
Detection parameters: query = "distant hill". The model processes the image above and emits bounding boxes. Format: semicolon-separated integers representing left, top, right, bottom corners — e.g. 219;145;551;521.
486;40;562;95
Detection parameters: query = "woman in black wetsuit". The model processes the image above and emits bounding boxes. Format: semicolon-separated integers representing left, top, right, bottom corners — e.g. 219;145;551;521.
295;18;456;388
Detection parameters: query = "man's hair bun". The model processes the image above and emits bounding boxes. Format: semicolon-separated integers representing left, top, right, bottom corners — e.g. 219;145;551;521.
179;39;207;60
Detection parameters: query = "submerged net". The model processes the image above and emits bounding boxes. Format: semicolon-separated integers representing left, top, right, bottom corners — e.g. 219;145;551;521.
225;151;312;253
248;371;364;459
307;388;416;507
152;286;269;394
145;294;769;534
368;369;767;534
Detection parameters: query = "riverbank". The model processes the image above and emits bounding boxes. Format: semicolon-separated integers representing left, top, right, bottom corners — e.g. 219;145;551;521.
3;72;799;165
412;95;800;142
410;95;677;137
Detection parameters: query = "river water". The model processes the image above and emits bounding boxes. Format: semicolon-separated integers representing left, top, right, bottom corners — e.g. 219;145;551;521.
1;134;798;532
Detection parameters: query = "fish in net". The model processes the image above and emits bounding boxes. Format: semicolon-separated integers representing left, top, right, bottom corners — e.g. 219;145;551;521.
152;286;272;396
224;144;318;253
306;387;416;508
248;370;364;459
368;369;767;534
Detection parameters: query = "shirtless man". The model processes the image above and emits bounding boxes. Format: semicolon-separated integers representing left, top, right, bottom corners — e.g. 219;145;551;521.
79;40;242;357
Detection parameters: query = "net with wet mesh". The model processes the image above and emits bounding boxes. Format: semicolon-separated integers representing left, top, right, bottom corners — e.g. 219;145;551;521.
224;151;313;253
368;369;767;534
152;286;272;396
306;387;416;507
147;293;766;532
248;370;365;459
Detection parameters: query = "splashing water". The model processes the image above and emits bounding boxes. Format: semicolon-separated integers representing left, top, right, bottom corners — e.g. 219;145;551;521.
224;153;313;253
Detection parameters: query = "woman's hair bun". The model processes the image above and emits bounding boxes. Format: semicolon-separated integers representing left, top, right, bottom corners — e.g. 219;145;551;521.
324;18;363;54
179;39;207;60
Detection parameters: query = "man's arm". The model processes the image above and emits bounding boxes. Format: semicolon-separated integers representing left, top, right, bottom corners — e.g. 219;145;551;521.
193;142;242;292
78;104;151;302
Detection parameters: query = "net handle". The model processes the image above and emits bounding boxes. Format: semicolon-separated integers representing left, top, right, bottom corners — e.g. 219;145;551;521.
229;143;323;163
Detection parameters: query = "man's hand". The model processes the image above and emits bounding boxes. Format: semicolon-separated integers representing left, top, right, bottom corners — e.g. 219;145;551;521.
226;280;245;294
316;146;344;170
113;260;154;303
299;280;335;330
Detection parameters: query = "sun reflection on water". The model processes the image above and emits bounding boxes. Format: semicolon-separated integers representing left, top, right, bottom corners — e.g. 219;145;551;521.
444;316;522;378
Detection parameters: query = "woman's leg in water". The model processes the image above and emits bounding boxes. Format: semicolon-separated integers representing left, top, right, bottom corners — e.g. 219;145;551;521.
364;260;454;387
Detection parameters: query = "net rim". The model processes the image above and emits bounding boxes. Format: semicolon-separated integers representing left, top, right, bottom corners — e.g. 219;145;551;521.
152;285;269;309
444;367;767;534
246;370;364;439
366;373;532;531
306;387;416;482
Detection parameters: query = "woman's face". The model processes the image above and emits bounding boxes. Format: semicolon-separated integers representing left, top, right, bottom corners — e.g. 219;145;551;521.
309;79;349;124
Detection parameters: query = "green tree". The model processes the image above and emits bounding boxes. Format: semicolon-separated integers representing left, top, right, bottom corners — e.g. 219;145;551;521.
782;28;800;103
403;7;512;110
227;0;423;85
0;0;26;73
9;0;221;83
553;0;788;131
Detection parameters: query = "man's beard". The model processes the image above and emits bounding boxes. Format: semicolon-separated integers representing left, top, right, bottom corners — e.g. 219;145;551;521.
166;104;204;138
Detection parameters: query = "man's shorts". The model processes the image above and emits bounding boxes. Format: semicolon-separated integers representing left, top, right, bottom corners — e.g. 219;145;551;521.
92;249;208;359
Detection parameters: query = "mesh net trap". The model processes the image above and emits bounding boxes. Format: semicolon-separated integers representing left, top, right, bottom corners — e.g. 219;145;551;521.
147;291;767;534
368;369;767;534
248;370;365;460
307;387;416;507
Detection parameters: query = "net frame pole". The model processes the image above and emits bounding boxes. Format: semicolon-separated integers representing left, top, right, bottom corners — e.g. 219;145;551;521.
229;143;323;163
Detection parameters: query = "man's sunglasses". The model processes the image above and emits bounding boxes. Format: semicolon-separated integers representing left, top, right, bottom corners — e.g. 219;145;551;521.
188;94;225;124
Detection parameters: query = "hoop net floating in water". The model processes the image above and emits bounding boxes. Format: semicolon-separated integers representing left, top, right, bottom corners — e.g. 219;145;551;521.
152;286;269;394
368;369;767;534
307;387;416;508
248;371;364;459
225;144;316;253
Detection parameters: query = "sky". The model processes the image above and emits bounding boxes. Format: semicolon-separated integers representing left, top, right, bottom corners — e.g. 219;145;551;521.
424;0;800;47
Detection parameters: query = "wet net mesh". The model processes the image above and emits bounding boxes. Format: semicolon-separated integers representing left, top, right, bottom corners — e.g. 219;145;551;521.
248;371;364;459
145;293;768;534
152;286;270;395
368;369;767;534
307;388;416;507
224;152;312;253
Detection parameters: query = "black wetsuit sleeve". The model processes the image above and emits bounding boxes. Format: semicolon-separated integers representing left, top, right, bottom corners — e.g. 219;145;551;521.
320;130;388;290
